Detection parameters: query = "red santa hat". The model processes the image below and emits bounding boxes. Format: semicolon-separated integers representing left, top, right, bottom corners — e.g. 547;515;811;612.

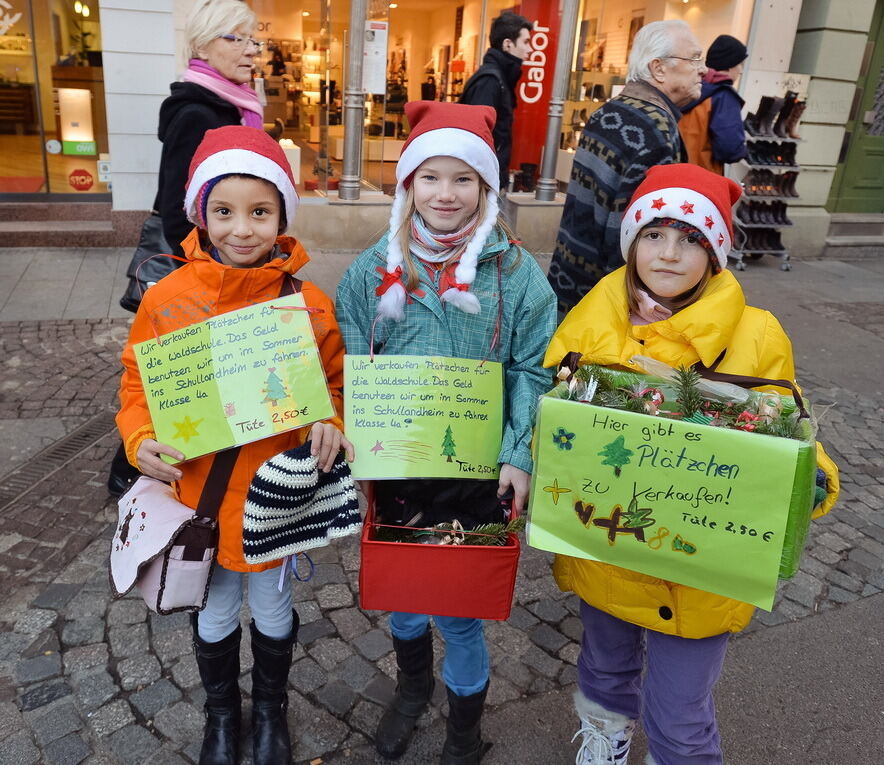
377;101;501;320
620;164;742;272
184;125;299;231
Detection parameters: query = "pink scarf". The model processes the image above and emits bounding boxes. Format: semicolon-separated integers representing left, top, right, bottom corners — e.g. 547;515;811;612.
630;288;673;326
182;59;263;128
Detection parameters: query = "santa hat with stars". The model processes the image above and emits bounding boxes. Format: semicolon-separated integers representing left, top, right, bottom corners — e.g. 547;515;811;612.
620;164;742;273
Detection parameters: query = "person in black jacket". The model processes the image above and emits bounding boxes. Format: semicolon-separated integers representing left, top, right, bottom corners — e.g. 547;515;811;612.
107;0;262;499
460;13;532;190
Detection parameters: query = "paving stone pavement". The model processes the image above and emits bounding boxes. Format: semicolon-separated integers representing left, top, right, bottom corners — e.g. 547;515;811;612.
1;288;882;763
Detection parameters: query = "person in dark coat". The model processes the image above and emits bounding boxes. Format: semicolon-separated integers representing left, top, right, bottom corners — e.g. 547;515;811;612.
459;12;532;190
680;34;748;174
157;0;264;259
107;0;262;498
547;20;702;317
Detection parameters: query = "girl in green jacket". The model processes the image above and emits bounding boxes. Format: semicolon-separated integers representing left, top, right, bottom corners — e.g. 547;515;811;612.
545;163;839;765
336;100;556;764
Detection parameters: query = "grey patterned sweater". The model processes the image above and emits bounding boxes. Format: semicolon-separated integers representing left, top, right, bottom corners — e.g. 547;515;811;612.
547;81;686;316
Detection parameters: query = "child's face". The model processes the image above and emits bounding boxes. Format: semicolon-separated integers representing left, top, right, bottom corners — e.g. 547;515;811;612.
412;156;481;234
635;225;710;300
205;176;281;268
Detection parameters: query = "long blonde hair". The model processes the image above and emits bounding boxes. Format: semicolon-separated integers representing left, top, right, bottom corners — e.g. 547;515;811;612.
394;182;497;292
624;239;712;315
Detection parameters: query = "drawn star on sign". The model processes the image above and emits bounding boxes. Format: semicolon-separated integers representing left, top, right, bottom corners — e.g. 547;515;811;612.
370;440;385;454
543;478;572;506
173;415;204;443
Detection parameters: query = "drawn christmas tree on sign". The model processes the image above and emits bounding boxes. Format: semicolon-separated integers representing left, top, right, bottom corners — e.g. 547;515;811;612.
598;435;633;477
441;426;456;462
262;368;287;407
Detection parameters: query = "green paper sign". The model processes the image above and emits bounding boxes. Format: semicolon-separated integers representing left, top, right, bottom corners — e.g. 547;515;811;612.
529;398;801;610
135;294;335;462
344;355;504;479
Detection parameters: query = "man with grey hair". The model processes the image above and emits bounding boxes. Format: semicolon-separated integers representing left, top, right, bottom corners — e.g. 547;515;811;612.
547;19;705;316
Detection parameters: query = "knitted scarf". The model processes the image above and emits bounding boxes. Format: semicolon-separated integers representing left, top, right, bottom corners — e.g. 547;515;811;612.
182;59;263;128
409;212;480;264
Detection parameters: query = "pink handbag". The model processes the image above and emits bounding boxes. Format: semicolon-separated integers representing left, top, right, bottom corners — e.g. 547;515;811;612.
109;448;239;614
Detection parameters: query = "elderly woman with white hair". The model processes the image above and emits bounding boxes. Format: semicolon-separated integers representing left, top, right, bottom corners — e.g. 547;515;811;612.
156;0;264;260
547;19;705;319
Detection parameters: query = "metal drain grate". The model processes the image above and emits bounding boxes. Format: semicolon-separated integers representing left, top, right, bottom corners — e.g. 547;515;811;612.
0;410;119;512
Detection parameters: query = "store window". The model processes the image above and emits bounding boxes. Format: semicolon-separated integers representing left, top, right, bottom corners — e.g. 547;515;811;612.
0;0;109;196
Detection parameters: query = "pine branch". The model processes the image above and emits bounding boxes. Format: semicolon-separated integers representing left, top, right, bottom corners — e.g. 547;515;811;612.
673;366;704;418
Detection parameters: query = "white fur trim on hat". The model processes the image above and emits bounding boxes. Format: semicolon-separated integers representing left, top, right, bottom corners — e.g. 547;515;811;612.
620;187;731;271
184;148;299;227
397;127;500;193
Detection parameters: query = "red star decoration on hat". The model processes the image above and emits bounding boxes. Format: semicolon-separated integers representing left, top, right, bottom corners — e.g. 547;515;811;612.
718;233;725;246
705;216;715;229
634;209;642;222
680;201;695;215
651;197;666;210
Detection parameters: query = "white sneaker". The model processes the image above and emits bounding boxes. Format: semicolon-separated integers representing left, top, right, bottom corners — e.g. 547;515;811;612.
572;690;636;765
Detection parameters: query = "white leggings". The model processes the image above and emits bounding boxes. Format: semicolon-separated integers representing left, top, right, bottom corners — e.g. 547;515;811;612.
197;564;294;643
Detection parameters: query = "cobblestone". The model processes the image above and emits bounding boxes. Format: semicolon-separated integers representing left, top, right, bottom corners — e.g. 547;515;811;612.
0;309;882;763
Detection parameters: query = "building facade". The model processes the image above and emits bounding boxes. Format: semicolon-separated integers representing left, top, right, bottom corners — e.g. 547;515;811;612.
0;0;881;255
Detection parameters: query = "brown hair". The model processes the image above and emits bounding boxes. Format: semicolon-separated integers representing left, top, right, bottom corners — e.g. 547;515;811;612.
624;239;713;315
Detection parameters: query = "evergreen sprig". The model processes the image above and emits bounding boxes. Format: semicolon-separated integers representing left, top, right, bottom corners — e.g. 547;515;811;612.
371;516;526;546
673;366;704;417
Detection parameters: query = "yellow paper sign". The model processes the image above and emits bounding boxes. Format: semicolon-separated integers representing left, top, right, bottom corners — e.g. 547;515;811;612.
344;355;504;479
134;294;334;461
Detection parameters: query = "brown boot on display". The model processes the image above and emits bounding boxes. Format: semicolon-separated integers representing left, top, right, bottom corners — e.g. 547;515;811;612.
773;91;798;138
786;100;807;139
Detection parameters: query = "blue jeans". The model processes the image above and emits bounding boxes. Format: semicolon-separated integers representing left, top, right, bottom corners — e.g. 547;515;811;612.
390;611;489;697
578;601;729;765
197;564;294;643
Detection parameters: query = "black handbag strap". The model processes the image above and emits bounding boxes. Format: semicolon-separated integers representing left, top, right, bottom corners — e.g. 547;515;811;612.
192;273;303;521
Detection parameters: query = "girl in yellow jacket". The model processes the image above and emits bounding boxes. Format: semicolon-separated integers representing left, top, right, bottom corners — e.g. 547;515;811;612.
543;164;838;765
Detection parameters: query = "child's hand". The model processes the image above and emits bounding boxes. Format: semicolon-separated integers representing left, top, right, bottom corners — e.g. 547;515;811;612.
309;422;355;472
136;439;185;483
498;464;531;515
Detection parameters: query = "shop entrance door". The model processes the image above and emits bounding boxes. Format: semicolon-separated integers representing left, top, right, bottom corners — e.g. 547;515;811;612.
0;1;46;193
827;0;884;213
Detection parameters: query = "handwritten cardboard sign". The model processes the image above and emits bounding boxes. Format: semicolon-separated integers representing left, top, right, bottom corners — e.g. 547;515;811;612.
344;355;503;479
528;397;801;610
135;294;334;461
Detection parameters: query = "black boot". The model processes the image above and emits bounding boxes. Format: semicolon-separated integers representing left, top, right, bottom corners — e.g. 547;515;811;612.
440;682;490;765
375;629;435;760
250;612;298;765
192;616;242;765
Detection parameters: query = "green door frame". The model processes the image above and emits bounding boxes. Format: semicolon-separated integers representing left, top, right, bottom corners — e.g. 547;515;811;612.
827;0;884;213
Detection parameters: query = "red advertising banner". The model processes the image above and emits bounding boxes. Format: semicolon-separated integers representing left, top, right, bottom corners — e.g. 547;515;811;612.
510;1;563;176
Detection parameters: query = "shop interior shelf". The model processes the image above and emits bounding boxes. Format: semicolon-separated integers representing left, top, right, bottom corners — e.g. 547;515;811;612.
735;222;794;228
745;134;803;143
743;163;801;171
742;194;800;202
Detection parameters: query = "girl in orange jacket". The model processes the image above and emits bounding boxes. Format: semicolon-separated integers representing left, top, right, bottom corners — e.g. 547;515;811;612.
116;126;352;765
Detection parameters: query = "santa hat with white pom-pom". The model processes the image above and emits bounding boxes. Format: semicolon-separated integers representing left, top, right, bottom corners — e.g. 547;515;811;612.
376;101;501;320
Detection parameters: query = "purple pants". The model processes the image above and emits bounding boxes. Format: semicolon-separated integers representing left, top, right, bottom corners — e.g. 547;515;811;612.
577;601;729;765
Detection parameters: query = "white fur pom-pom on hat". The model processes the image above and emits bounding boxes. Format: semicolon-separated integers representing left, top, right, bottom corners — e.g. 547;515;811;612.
378;101;501;321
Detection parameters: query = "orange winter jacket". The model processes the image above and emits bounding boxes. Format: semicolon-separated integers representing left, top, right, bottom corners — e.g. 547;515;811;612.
116;230;345;572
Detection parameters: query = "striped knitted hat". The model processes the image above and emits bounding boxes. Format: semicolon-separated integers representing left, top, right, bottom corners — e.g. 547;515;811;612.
243;442;361;565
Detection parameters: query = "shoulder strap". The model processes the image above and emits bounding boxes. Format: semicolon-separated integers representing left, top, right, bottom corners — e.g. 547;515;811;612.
694;351;809;420
193;273;304;520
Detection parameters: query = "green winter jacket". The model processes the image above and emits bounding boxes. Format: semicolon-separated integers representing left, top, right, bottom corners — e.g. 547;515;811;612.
336;227;557;473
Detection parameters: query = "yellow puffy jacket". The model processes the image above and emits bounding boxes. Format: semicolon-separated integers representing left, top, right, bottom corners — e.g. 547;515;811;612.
543;267;839;638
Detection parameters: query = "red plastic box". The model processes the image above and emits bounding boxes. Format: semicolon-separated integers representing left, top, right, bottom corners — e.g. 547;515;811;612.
359;498;521;621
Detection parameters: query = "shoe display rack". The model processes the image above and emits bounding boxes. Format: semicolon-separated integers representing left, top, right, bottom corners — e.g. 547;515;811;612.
732;91;806;271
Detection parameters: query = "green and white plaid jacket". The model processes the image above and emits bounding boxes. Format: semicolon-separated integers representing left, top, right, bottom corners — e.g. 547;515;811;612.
335;226;557;473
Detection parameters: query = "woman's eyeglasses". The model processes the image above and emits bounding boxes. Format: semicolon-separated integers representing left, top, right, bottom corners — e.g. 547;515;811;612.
218;34;264;52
